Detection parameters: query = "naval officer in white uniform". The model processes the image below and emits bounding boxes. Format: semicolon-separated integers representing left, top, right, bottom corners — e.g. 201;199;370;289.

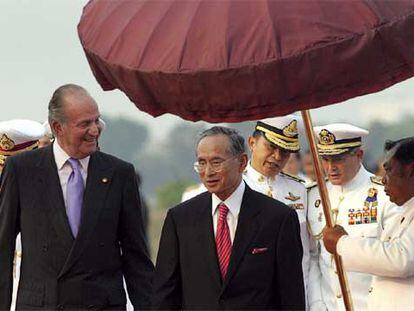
323;137;414;311
243;115;310;302
307;124;401;311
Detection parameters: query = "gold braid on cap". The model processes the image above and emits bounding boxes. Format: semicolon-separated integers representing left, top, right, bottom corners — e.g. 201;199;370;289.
256;121;300;152
0;141;39;156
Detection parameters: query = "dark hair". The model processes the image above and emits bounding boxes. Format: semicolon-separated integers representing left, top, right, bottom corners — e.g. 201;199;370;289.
48;84;88;125
252;129;263;138
197;126;246;156
384;137;414;165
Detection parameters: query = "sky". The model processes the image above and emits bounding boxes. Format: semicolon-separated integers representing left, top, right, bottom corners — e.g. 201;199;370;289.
1;0;413;141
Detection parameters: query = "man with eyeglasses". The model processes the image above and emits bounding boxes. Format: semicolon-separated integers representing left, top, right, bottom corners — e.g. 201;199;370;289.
152;126;305;310
307;124;400;311
243;115;310;302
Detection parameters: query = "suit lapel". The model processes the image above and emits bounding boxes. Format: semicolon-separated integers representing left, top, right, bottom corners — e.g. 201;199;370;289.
37;145;74;251
221;186;261;292
58;152;114;277
197;194;222;287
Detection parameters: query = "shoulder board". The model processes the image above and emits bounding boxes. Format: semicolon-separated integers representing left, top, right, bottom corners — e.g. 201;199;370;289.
306;181;318;190
184;183;202;192
370;175;384;186
305;177;329;190
280;172;305;183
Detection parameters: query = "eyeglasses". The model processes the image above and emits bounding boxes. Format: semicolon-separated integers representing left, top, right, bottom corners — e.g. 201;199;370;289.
193;156;237;173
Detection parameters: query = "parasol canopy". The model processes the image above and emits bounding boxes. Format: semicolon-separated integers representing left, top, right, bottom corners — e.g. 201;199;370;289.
78;0;414;122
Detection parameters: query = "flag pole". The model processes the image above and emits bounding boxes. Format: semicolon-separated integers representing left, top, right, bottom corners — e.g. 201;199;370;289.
301;110;354;311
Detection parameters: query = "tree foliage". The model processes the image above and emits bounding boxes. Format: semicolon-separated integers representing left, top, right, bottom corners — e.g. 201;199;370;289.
155;178;195;210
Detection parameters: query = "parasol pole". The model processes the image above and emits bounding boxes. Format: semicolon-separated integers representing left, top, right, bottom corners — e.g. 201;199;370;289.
301;110;354;311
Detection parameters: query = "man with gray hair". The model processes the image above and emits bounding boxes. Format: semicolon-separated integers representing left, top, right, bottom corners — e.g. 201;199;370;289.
0;84;153;310
152;126;305;310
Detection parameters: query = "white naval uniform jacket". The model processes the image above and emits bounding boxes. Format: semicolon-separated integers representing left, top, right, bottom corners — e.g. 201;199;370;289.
307;166;401;311
243;163;310;300
337;196;414;311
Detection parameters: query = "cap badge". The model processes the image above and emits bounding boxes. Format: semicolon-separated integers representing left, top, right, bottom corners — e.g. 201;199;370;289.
282;120;298;137
0;134;15;151
319;129;335;145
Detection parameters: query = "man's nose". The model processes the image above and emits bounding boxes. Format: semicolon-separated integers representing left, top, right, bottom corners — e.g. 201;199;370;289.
273;149;283;160
89;122;100;136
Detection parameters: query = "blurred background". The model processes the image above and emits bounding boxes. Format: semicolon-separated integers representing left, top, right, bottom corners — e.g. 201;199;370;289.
1;0;413;256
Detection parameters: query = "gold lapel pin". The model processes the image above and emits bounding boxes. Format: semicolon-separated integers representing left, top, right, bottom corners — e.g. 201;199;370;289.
102;177;109;183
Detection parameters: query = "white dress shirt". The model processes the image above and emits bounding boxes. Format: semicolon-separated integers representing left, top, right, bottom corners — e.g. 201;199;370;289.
53;141;89;208
211;181;245;243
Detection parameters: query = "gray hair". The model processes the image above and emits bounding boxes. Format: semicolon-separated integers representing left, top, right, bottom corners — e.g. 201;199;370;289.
197;126;246;156
48;84;89;126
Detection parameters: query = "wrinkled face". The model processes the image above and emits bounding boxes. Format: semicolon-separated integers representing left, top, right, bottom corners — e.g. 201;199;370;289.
382;155;413;206
53;92;102;159
249;135;290;177
196;135;247;201
321;149;363;185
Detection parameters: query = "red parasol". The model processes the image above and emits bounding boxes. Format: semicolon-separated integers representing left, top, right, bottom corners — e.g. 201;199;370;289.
79;0;414;122
78;1;414;309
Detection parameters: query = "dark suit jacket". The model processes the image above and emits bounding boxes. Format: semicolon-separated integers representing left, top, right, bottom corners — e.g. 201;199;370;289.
152;184;305;310
0;145;154;310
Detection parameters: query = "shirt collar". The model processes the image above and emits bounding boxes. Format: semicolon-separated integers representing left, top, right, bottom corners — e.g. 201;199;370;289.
245;161;276;183
212;180;246;218
331;165;369;192
53;140;90;172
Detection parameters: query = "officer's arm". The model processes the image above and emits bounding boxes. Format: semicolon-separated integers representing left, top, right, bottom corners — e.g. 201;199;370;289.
337;224;414;278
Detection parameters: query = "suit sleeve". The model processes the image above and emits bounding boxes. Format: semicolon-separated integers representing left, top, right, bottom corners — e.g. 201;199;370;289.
119;164;154;309
337;222;414;278
151;209;182;310
276;208;306;310
0;158;20;309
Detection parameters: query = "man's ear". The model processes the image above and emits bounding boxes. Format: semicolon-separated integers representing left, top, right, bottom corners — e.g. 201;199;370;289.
51;120;63;137
239;153;248;172
248;136;256;152
356;148;364;161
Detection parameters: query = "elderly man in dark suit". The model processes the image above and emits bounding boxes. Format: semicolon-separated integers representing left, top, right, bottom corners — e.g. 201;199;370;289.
0;84;153;310
152;126;305;310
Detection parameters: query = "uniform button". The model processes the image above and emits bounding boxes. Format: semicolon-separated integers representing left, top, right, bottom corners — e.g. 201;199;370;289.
336;293;342;299
57;304;64;310
43;244;48;252
368;287;373;293
99;242;105;247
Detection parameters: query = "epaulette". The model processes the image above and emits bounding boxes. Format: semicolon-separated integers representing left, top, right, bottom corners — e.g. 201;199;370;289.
305;177;329;190
370;175;384;186
280;172;305;183
306;181;318;190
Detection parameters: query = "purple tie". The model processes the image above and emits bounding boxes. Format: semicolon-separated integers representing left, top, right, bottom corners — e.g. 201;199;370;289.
66;158;84;237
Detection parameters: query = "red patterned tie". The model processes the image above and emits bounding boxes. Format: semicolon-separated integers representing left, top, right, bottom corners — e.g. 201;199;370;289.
216;203;232;279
